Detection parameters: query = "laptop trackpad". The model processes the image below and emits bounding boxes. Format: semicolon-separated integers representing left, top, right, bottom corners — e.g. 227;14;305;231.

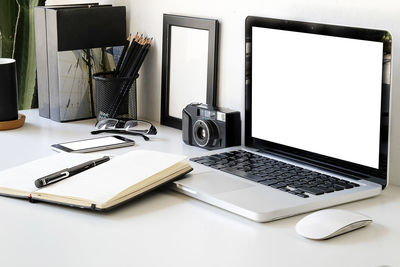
175;171;254;194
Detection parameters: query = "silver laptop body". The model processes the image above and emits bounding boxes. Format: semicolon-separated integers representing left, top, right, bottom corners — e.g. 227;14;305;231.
172;16;392;222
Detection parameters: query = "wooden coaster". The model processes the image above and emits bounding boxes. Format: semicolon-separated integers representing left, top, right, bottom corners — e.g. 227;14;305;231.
0;114;26;130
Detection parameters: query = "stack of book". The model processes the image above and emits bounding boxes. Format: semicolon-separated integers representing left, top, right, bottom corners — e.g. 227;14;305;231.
34;4;127;122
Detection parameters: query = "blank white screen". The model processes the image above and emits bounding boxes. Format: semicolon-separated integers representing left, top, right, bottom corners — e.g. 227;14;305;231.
61;137;125;150
252;27;383;169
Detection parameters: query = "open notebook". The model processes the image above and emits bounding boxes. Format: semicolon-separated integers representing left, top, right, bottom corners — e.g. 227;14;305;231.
0;150;192;210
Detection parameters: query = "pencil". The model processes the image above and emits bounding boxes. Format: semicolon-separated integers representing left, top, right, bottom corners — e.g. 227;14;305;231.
119;33;141;77
115;34;132;76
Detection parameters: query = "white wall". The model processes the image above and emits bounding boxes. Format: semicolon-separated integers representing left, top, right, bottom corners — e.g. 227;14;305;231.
47;0;400;185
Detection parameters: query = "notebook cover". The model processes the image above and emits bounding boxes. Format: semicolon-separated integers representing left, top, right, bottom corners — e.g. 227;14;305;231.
29;168;193;211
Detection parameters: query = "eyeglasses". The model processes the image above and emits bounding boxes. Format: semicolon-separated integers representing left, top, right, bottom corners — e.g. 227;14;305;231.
91;119;157;141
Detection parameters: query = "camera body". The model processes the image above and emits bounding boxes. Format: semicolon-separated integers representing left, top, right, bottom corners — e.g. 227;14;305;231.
182;103;241;150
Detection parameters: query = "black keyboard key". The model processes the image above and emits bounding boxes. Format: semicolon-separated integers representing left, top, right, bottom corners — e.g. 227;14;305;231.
334;180;349;186
213;164;227;170
213;154;228;159
236;158;249;163
271;182;288;189
192;159;210;164
299;187;324;195
221;168;267;182
260;179;280;186
263;169;276;174
275;174;292;180
289;182;305;188
201;161;216;167
334;181;354;189
251;163;264;168
329;177;341;183
206;155;221;162
334;185;345;191
317;185;335;193
297;193;309;198
217;159;229;164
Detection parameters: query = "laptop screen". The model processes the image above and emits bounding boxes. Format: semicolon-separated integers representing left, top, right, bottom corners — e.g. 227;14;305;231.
245;17;392;185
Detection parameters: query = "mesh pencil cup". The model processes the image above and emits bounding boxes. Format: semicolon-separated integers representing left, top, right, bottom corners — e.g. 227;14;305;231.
93;71;138;121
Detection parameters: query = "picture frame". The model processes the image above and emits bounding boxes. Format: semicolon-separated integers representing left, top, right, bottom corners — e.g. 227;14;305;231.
161;14;219;129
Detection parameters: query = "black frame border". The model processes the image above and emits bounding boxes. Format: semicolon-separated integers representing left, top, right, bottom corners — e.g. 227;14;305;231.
161;14;219;129
245;16;392;187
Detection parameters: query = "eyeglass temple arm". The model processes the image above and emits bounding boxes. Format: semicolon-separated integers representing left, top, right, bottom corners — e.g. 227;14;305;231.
90;130;150;141
148;125;157;135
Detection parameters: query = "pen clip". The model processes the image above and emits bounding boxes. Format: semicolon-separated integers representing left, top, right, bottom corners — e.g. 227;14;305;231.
42;171;69;186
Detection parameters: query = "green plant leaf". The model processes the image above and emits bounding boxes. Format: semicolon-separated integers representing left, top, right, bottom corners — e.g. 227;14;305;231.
0;0;18;58
14;0;46;109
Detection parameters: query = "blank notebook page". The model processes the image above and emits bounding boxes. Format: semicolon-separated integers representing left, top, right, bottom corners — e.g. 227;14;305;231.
36;150;186;204
0;153;106;193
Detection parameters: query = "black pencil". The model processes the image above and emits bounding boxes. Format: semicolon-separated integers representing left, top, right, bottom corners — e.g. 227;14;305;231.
124;37;147;78
115;34;131;76
130;38;152;77
119;33;141;77
125;37;151;86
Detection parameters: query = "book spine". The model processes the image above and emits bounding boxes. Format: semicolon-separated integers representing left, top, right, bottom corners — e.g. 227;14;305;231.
34;7;50;118
46;9;61;122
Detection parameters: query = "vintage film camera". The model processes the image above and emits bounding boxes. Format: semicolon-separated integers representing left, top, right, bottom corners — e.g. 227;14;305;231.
182;103;241;150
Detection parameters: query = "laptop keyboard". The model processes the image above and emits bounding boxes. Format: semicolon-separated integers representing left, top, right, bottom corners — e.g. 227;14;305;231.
190;150;360;198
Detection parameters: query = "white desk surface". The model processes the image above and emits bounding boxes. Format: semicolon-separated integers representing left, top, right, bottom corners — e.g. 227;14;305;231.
1;109;399;267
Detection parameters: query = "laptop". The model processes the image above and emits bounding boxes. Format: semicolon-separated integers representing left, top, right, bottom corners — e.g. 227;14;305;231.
171;16;392;222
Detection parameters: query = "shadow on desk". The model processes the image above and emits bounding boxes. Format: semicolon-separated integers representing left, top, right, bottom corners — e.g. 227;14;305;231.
101;189;185;219
34;187;185;220
17;185;395;248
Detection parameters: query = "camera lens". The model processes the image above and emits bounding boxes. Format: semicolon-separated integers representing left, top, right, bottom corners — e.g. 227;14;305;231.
193;119;219;148
196;127;207;140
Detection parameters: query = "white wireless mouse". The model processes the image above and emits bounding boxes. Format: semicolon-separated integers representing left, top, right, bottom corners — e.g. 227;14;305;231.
295;209;372;240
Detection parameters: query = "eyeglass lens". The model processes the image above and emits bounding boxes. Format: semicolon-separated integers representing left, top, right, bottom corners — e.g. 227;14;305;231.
95;119;119;129
125;121;152;133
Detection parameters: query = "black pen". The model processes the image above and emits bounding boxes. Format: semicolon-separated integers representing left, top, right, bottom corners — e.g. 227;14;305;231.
34;156;110;188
